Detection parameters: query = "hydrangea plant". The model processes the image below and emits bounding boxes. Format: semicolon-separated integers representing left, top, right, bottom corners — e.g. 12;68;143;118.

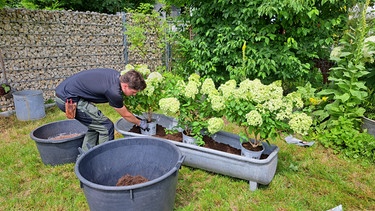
222;78;313;148
121;64;164;122
159;73;224;145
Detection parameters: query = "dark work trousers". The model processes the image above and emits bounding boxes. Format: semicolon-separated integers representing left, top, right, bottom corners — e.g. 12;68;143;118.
55;97;114;151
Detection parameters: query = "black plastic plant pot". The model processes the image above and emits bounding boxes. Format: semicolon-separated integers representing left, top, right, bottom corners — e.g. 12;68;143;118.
30;119;87;166
75;137;185;211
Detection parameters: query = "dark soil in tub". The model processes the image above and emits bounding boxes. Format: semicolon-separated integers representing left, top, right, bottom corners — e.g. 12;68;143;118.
116;174;149;186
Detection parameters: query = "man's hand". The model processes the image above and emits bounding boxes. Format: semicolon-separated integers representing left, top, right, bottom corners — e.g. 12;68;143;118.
139;119;149;131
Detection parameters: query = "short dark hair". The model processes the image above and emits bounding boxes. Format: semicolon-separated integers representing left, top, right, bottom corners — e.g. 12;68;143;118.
119;70;146;91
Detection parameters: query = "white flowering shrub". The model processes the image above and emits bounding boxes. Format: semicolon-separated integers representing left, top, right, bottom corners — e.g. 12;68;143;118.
157;73;312;148
222;78;312;147
159;74;225;145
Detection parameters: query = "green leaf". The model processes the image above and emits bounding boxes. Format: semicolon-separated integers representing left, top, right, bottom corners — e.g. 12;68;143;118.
307;8;319;18
350;90;368;100
335;93;350;102
318;89;336;95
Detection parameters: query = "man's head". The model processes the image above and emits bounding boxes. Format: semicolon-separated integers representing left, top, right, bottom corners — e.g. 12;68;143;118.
119;70;146;96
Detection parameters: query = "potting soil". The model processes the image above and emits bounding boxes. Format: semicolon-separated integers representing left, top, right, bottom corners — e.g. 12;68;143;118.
116;174;149;186
49;133;82;140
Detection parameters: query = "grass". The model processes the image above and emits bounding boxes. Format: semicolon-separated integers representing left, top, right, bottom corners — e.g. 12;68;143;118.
1;104;374;210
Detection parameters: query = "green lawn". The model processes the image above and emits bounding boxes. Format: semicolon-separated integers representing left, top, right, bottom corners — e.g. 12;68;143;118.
1;104;374;210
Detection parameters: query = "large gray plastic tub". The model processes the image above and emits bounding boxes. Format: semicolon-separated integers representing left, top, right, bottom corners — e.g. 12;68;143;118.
30;119;87;165
75;137;184;211
115;114;279;191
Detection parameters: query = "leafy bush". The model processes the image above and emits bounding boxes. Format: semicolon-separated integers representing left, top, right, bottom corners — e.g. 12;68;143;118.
315;116;375;162
167;0;353;84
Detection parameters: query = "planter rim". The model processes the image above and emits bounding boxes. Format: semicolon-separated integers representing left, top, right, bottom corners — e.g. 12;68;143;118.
75;137;184;191
13;89;43;97
363;116;375;122
30;119;87;143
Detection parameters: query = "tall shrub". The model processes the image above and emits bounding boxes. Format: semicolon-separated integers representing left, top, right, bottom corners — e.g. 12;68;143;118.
166;0;355;84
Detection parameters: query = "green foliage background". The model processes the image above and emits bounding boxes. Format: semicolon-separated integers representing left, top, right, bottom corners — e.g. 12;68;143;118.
1;0;156;13
168;0;356;85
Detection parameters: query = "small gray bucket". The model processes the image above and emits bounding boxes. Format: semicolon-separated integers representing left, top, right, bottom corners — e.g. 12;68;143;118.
13;90;45;121
75;137;185;211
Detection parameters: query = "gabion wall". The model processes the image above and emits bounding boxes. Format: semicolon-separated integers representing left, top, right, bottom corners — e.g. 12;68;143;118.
0;8;163;112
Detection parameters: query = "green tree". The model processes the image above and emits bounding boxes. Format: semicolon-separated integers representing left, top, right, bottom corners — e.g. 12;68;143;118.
166;0;356;85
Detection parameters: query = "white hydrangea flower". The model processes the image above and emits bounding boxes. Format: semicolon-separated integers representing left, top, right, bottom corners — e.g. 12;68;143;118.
262;98;283;112
235;79;253;100
201;78;217;96
267;86;283;102
276;100;293;121
209;94;225;111
289;112;313;135
207;117;224;134
246;110;263;127
185;81;199;99
125;64;134;71
270;80;282;87
140;72;163;97
218;79;237;100
175;80;186;94
159;97;180;114
135;64;150;76
121;64;135;75
188;73;201;86
147;72;163;84
140;84;155;96
286;91;304;109
250;79;269;103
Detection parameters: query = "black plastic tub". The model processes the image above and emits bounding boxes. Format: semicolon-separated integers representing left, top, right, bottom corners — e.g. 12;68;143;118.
30;119;87;165
75;137;185;211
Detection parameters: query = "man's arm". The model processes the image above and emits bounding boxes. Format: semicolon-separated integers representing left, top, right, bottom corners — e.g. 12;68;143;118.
113;106;141;126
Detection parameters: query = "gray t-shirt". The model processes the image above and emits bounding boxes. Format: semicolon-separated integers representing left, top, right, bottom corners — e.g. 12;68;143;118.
55;68;123;108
